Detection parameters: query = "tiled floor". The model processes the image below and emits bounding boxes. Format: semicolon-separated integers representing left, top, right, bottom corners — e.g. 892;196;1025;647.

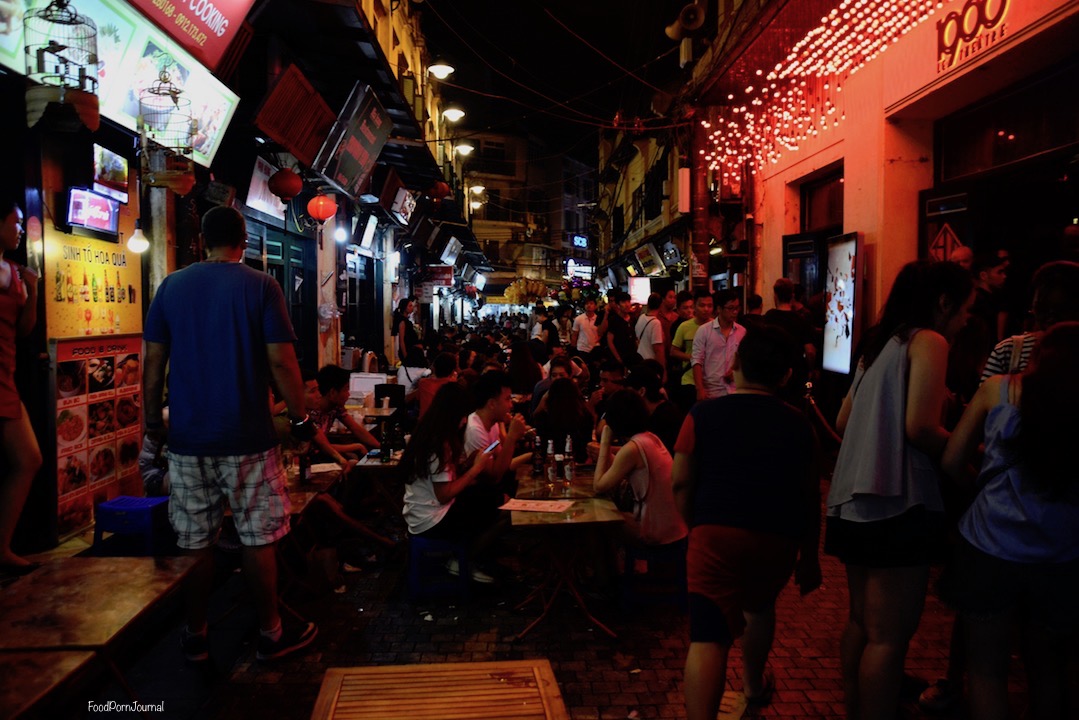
76;481;1027;720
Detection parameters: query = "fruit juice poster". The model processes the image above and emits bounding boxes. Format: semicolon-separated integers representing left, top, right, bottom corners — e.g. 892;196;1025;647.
44;224;142;339
54;335;143;535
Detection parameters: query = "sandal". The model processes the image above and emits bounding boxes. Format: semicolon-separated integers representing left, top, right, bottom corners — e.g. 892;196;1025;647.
745;671;775;707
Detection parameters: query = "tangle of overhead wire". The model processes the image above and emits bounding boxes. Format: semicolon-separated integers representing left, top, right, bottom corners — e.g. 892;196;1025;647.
542;7;669;97
424;0;607;124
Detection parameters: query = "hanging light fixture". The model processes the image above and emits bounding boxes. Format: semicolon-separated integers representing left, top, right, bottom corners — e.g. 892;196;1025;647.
469;183;485;195
23;0;100;131
428;57;455;80
139;71;196;195
307;193;337;223
127;220;149;253
454;142;475;156
443;104;465;123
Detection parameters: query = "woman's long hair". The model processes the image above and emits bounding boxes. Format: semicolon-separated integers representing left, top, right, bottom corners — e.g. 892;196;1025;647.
862;260;972;369
545;378;591;429
399;382;472;482
507;340;542;393
1015;321;1079;501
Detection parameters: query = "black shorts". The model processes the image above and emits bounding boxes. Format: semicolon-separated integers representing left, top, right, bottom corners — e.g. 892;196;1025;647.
824;506;945;568
420;484;503;543
939;536;1079;634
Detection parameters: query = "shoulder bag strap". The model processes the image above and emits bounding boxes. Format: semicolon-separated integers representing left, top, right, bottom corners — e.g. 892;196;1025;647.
1008;335;1025;374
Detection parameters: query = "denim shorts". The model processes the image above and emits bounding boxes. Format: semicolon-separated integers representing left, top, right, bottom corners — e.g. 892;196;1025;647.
167;448;291;549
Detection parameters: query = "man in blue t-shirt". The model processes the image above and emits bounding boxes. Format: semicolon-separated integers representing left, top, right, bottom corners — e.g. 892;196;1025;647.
144;206;318;663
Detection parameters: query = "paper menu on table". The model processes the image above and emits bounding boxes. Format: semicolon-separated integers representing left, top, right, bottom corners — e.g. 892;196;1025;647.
500;498;575;513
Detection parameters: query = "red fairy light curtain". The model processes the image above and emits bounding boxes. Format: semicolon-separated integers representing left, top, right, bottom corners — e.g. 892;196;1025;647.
703;0;944;186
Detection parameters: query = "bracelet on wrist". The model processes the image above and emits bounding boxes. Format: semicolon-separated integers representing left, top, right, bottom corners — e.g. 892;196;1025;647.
289;413;311;426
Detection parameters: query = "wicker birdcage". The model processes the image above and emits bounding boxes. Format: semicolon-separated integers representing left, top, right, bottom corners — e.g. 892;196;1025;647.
23;0;100;130
138;71;197;195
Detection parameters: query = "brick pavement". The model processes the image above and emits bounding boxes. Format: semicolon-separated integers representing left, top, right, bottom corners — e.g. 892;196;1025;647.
93;481;1027;719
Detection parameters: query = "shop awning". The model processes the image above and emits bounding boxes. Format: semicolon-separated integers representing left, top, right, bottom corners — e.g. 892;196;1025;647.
253;0;443;192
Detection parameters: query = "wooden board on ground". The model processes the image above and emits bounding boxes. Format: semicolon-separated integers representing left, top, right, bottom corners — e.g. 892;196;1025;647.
311;659;569;720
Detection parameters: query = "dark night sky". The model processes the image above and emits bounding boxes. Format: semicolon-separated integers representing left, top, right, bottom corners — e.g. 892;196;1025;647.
419;0;687;163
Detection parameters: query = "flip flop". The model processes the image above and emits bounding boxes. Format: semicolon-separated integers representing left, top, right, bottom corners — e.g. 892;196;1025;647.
745;671;775;707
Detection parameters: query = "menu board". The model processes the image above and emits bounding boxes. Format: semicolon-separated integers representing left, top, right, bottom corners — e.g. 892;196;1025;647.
54;335;144;537
43;223;143;339
0;0;239;167
313;84;392;200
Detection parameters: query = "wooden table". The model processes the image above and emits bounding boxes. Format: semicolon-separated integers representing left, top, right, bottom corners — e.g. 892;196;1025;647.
0;556;199;717
0;556;199;651
510;467;624;640
311;659;569;720
0;650;101;720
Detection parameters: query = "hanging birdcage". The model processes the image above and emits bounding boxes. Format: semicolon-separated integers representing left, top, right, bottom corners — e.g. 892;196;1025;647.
138;71;197;196
23;0;100;130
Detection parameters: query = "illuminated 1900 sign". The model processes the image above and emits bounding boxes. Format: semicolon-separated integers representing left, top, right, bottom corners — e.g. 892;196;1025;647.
937;0;1008;73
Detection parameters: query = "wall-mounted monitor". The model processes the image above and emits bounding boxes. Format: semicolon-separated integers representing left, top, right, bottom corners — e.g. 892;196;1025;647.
390;187;417;225
628;276;650;305
92;145;129;204
359;214;379;249
66;188;120;241
439;236;463;266
822;232;862;375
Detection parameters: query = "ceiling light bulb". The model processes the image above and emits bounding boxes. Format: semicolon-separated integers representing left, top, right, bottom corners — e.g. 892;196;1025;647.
127;224;149;253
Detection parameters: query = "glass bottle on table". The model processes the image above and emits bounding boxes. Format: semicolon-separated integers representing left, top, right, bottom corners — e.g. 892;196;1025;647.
545;439;556;494
563;436;575;496
531;433;544;477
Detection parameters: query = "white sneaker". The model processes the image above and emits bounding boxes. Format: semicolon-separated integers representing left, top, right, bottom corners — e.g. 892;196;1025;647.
445;558;495;584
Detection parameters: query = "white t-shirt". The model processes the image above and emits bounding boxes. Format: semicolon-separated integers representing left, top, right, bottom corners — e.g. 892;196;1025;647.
402;455;453;535
571;313;600;352
464;412;500;457
530;321;543;339
635;314;663;361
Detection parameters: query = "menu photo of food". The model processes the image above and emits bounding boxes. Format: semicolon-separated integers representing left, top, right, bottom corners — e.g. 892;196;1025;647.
57;360;87;398
58;492;93;538
88;399;117;439
59;451;89;496
89;444;117;484
56;406;88;449
115;394;140;430
118;437;141;472
87;356;116;393
115;354;140;389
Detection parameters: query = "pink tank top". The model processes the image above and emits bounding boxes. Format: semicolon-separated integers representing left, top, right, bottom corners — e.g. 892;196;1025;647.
0;261;26;418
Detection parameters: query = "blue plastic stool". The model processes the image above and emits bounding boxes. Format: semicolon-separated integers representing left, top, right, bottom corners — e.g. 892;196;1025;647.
93;496;170;556
621;536;688;609
407;535;470;601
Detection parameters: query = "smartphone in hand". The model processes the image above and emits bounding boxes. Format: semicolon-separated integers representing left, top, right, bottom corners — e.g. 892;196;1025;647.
483;440;501;454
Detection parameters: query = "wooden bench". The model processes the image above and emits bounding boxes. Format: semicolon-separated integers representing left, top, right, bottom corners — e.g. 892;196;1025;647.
0;556;200;718
0;651;100;720
311;660;569;720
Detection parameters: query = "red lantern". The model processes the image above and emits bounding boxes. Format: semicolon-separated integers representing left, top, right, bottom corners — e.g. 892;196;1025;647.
268;168;303;202
307;193;337;223
429;180;451;200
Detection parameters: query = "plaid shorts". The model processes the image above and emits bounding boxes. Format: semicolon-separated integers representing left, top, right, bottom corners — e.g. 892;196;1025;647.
167;447;291;550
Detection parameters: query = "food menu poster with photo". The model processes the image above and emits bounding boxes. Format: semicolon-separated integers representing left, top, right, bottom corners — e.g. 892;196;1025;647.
822;234;858;375
0;0;238;167
53;335;144;537
43;223;143;339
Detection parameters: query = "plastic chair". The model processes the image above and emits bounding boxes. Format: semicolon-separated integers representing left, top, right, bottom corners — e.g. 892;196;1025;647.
407;535;470;601
93;496;171;556
621;536;688;609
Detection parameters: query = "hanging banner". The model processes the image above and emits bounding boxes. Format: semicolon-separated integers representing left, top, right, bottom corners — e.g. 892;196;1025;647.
0;0;239;167
124;0;257;72
53;335;144;538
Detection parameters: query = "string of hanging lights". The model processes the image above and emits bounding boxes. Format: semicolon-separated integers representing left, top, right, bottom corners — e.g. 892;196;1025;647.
701;0;945;187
